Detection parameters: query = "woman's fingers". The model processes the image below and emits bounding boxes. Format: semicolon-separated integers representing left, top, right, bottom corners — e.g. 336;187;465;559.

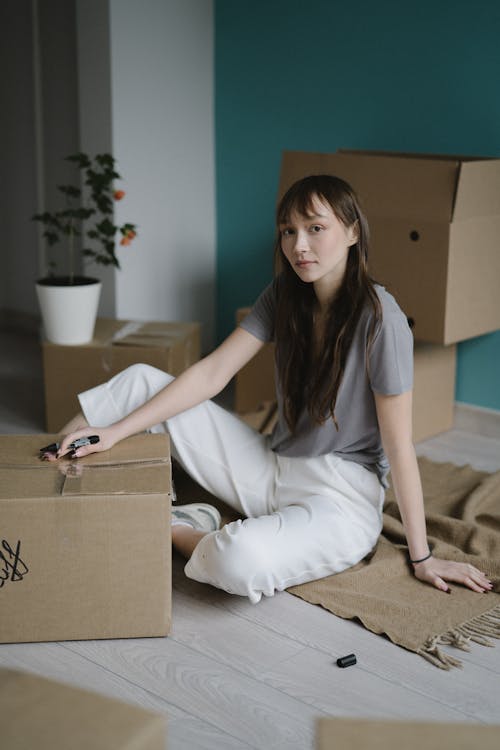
416;559;494;593
446;563;493;592
461;576;488;593
429;574;450;593
57;429;104;458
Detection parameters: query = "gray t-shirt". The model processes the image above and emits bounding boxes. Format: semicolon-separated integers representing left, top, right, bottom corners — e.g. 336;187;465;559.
239;278;414;486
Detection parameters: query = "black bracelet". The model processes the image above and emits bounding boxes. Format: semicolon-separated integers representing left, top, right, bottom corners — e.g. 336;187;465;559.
410;551;432;564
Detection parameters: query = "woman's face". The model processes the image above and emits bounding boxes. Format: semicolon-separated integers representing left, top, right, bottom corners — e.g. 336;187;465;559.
279;195;357;302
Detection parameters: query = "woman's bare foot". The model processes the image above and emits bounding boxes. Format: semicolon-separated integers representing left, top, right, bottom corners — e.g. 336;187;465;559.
171;525;208;558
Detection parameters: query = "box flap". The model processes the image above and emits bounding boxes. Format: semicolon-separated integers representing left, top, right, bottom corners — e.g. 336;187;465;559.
0;668;166;750
453;160;500;220
92;317;128;345
41;318;125;348
279;151;461;221
339;148;491;162
61;317;199;350
111;320;198;348
0;433;168;466
60;463;170;496
0;434;171;499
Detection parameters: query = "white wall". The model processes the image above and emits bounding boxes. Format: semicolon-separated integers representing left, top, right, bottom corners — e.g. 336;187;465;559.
0;0;81;322
2;0;215;350
0;1;40;316
77;0;216;349
111;0;216;349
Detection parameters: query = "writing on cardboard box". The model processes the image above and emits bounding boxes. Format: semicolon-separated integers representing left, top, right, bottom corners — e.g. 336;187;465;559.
0;539;29;589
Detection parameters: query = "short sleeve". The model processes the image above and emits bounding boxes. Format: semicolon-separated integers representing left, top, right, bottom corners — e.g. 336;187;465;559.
369;311;414;395
238;280;276;343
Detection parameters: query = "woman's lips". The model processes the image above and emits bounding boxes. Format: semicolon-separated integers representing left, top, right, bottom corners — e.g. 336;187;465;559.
296;260;314;267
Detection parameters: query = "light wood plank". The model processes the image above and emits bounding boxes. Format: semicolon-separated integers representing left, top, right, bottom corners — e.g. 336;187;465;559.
167;717;254;750
173;566;500;721
64;637;317;749
171;564;500;722
259;644;500;723
2;331;500;750
170;585;307;675
0;641;180;717
416;430;500;472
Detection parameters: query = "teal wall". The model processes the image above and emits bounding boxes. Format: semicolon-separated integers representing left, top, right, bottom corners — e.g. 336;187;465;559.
215;0;500;410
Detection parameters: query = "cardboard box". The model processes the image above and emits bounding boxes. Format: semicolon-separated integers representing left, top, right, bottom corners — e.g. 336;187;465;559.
236;307;456;442
0;668;166;750
279;150;500;344
43;317;201;432
235;308;275;413
412;342;456;442
0;433;171;644
316;717;500;750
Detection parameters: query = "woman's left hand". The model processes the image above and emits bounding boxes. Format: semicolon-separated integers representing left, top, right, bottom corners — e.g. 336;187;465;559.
412;556;494;593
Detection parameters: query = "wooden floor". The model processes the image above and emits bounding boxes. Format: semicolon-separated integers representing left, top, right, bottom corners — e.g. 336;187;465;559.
1;329;499;749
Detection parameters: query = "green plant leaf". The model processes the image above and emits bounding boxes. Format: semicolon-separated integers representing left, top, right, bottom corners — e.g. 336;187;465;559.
43;231;60;246
96;218;116;237
57;184;81;198
95;195;113;214
95;153;116;170
66;152;91;168
32;150;135;271
74;207;94;220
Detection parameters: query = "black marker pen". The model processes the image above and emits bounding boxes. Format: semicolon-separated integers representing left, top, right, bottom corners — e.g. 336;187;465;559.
68;435;101;450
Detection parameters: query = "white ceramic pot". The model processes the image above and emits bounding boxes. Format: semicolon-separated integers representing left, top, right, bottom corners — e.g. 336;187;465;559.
36;277;102;345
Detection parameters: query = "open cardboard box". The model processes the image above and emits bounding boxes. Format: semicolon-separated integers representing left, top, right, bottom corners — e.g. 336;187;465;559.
0;668;166;750
0;433;171;644
279;149;500;344
235;308;456;443
42;317;201;432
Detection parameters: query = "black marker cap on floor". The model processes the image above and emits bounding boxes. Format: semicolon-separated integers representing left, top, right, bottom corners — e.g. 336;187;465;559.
336;653;357;668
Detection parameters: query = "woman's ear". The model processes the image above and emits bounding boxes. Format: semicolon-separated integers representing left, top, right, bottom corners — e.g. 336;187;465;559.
347;220;359;246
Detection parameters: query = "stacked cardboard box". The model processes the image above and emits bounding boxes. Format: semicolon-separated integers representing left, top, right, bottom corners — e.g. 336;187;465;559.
0;668;166;750
42;317;201;432
236;149;500;440
235;309;456;444
0;433;172;644
278;150;500;344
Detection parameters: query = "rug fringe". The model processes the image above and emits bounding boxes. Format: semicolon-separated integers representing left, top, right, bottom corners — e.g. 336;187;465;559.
418;603;500;669
417;640;463;670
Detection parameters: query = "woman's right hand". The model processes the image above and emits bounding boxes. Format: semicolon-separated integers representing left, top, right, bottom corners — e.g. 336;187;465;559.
44;425;119;461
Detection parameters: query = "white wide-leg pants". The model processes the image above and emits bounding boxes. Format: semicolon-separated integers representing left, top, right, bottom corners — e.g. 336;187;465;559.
79;364;384;603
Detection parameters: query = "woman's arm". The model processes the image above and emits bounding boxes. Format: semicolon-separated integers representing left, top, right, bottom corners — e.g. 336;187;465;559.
56;327;266;458
374;390;492;594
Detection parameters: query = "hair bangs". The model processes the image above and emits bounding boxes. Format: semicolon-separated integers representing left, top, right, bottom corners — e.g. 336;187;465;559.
277;175;356;230
277;179;328;226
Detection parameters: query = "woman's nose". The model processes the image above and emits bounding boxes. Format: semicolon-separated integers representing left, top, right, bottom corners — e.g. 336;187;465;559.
293;230;308;253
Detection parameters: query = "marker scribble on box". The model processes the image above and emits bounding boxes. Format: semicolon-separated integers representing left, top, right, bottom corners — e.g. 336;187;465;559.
0;539;29;589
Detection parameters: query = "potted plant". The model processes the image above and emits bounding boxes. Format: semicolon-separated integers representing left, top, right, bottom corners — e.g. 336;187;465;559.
33;152;137;345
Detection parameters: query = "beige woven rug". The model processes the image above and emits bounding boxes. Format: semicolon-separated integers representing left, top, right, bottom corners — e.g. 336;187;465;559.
289;457;500;669
173;456;500;669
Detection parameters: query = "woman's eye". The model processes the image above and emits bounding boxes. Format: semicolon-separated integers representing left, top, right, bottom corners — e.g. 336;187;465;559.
281;228;294;236
310;225;323;233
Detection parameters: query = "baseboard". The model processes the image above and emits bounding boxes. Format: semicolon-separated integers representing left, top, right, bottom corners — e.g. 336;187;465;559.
454;402;500;440
0;308;41;336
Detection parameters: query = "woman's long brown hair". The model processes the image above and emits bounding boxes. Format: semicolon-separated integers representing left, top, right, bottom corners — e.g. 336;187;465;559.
274;174;382;432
